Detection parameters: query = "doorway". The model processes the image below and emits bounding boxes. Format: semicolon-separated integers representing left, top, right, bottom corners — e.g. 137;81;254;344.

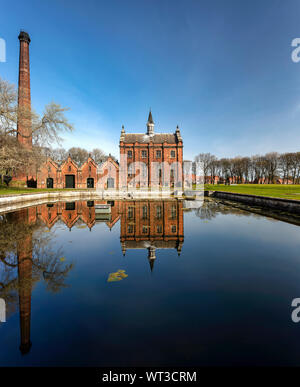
87;177;94;188
107;178;114;188
47;177;53;188
65;175;75;188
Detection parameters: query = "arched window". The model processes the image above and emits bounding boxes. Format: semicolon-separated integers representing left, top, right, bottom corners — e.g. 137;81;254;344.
142;205;148;219
156;205;162;219
171;205;177;219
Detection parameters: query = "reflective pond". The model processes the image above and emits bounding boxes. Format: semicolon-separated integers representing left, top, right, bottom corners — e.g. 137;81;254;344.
0;198;300;366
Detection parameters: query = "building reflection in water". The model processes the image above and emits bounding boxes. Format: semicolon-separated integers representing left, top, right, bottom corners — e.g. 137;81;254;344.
0;199;184;355
119;201;184;270
37;199;184;271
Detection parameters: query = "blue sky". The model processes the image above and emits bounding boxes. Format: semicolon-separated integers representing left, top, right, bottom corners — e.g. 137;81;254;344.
1;0;300;160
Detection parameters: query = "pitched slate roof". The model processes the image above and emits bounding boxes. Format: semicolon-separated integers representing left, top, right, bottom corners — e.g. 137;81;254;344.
123;133;177;144
124;240;178;248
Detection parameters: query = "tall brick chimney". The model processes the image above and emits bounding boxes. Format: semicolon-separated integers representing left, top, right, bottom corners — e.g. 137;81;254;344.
17;31;32;148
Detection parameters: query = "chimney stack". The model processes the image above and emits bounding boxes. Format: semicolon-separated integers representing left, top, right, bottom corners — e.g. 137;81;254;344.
17;31;32;148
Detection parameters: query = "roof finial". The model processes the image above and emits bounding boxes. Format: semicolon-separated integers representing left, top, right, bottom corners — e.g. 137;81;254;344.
120;125;125;141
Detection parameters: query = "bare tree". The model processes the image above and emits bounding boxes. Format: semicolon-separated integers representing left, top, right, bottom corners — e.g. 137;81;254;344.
0;77;73;183
68;147;89;166
91;148;107;164
48;148;68;163
195;153;214;184
264;152;279;184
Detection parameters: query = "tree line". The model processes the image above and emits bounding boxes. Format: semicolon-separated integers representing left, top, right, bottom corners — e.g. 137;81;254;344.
42;146;117;166
194;152;300;184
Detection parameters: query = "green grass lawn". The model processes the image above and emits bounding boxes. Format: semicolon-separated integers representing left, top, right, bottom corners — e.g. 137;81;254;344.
2;184;300;201
204;184;300;200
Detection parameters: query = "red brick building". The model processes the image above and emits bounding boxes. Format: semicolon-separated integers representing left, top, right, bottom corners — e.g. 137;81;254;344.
119;111;183;189
96;156;119;189
37;155;117;189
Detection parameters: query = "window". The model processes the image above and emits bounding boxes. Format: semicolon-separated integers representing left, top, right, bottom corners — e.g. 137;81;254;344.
142;225;148;234
89;165;91;172
171;225;177;233
141;150;147;158
68;165;71;171
171;205;177;219
157;225;162;233
128;206;134;219
128;163;134;178
87;177;94;188
128;150;132;158
142;205;148;219
156;205;162;219
156;150;161;158
65;202;75;211
171;150;176;158
128;225;133;233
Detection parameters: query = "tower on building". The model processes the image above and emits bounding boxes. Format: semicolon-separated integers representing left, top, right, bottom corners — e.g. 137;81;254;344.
146;110;154;136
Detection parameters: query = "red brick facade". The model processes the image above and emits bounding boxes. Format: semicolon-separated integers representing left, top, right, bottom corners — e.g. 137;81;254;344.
37;156;118;189
119;112;183;189
97;157;119;189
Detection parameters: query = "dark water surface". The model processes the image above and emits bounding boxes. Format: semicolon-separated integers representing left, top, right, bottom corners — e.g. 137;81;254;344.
0;198;300;366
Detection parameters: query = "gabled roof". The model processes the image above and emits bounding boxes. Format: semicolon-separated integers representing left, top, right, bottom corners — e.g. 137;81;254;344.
80;156;98;170
60;156;79;170
46;158;59;169
98;156;119;171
